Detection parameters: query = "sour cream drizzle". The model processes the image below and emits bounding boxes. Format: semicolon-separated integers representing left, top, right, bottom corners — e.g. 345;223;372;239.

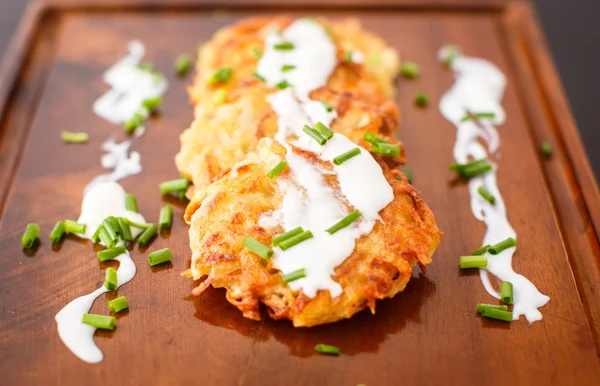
438;48;550;323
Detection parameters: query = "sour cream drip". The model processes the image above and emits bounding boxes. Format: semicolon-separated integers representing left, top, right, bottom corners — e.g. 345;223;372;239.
438;48;549;323
85;138;142;193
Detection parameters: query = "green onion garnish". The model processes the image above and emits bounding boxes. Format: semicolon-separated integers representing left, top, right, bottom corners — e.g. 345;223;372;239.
98;246;127;262
460;112;496;123
272;227;304;247
61;131;89;144
137;62;155;73
401;167;413;183
344;51;353;62
476;304;508;314
279;230;313;250
91;225;103;242
253;72;266;83
400;61;420;78
414;93;429;107
274;42;294;50
159;204;173;229
459;255;487;269
175;53;192;77
104;267;118;291
125;193;138;213
99;227;113;248
64;219;86;235
148;247;173;266
364;132;387;145
108;296;129;313
449;159;492;178
333;148;361;166
124;112;143;133
213;89;227;105
371;143;400;157
281;64;296;72
108;216;120;235
267;160;287;179
314;122;334;140
314;343;340;356
137;224;158;247
481;308;513;322
117;218;133;241
541;141;553;158
142;96;163;112
208;67;233;85
326;210;361;235
303;125;327;145
124;218;150;230
488;237;516;255
472;245;490;256
320;100;333;112
21;223;40;248
500;281;514;304
242;236;273;259
283;268;306;283
49;221;65;244
441;45;461;67
274;79;292;90
82;314;116;330
252;47;262;59
477;186;496;204
102;218;118;245
159;178;190;194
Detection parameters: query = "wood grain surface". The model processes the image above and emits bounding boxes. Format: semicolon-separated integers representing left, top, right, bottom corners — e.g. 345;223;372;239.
0;2;599;385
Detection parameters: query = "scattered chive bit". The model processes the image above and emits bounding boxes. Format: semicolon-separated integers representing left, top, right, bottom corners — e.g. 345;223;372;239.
400;61;420;78
472;244;490;256
98;227;113;248
267;160;288;179
400;167;413;183
159;178;190;195
459;255;487;269
440;44;461;67
104;267;118;291
395;175;402;182
272;227;304;247
253;72;266;83
273;42;294;50
64;219;86;235
108;296;129;313
213;89;227;105
142;96;163;112
488;237;516;255
314;122;334;140
326;210;361;235
303;125;327;145
117;218;133;242
314;344;340;356
333;148;361;166
283;268;306;283
208;67;233;85
137;224;158;247
49;221;65;244
414;93;429;107
102;218;118;245
281;64;296;72
364;132;387;145
460;111;496;123
108;216;120;235
21;223;40;248
371;143;400;157
279;230;313;251
541;141;553;158
124;112;144;133
243;236;274;260
477;304;508;314
98;246;127;262
174;53;192;77
449;159;492;178
61;131;89;144
125;193;138;213
159;204;173;229
148;247;173;266
137;62;155;73
500;281;514;304
125;218;151;230
274;79;292;90
320;100;333;112
81;314;116;330
252;47;262;59
477;186;496;204
344;51;353;62
481;308;513;322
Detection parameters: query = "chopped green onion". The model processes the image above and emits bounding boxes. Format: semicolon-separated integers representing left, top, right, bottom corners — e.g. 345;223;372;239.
267;160;287;179
108;216;120;235
274;79;292;90
82;314;116;330
252;47;262;59
159;204;173;229
314;122;334;140
477;186;496;204
371;143;400;157
64;219;86;235
272;227;304;247
125;194;138;213
117;218;133;241
472;245;490;256
213;89;227;105
148;247;173;266
242;236;273;259
364;132;387;145
333;148;361;166
441;44;461;67
400;167;413;183
481;308;513;322
279;231;313;251
500;281;514;304
274;42;294;50
541;141;553;158
49;221;65;244
459;255;487;269
142;96;163;112
477;304;508;314
253;72;266;82
159;178;190;194
104;267;118;291
124;112;143;133
208;67;233;85
91;225;103;243
460;112;496;123
400;61;420;78
108;296;129;313
137;224;158;247
302;125;327;145
414;93;429;107
98;246;127;262
124;218;150;230
320;100;333;112
99;227;113;248
281;64;296;72
449;159;492;178
61;131;89;144
175;53;192;77
326;210;361;235
283;268;306;283
314;343;340;356
345;51;353;62
488;237;517;255
102;218;118;244
21;223;40;248
137;62;155;73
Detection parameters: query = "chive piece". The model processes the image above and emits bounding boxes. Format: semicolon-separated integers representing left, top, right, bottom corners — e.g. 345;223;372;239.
283;268;306;283
364;132;387;145
274;80;292;90
159;205;173;229
460;112;496;123
281;64;296;72
333;148;361;166
253;72;266;83
272;227;304;247
125;194;138;213
326;210;361;235
472;244;491;256
303;125;327;145
314;344;340;356
488;237;517;255
279;231;314;251
102;218;118;244
476;304;508;314
141;96;163;112
49;221;65;244
314;122;334;140
108;296;129;313
213;89;227;105
82;314;116;330
449;159;493;178
208;67;233;85
414;93;429;107
371;143;400;157
108;216;120;236
242;236;273;259
104;267;118;291
99;228;113;248
137;224;158;247
267;160;288;179
500;281;514;305
441;45;461;67
541;141;553;158
21;223;40;248
400;61;420;78
175;53;192;77
148;247;173;266
481;308;513;322
160;178;190;194
137;62;155;73
252;47;262;59
117;218;133;242
124;112;143;133
274;42;294;50
400;167;413;183
91;225;104;243
98;246;127;262
124;218;150;230
459;255;487;269
477;186;496;204
345;51;353;62
64;219;86;235
320;100;333;112
61;131;89;144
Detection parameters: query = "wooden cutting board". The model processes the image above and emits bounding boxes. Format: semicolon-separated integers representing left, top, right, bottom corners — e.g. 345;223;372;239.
1;1;599;385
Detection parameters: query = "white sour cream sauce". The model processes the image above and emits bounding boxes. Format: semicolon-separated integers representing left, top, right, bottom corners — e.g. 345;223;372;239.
438;48;550;323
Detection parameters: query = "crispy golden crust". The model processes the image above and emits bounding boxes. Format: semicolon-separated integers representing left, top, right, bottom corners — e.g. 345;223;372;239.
185;140;442;327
